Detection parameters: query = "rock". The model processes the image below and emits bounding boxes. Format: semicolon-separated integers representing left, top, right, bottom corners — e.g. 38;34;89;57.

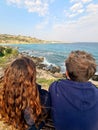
36;69;56;79
37;64;47;69
31;56;44;65
46;64;61;73
53;72;63;78
92;72;98;81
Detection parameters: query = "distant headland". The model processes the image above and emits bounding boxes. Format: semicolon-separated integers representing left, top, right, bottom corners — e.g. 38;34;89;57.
0;34;49;44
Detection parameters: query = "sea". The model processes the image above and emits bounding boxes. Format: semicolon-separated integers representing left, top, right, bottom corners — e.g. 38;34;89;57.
1;42;98;73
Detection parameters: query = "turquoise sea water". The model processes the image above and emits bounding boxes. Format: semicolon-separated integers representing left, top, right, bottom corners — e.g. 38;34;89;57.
1;42;98;72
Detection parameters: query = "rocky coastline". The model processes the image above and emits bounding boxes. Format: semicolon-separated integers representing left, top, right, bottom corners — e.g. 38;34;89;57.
0;46;98;87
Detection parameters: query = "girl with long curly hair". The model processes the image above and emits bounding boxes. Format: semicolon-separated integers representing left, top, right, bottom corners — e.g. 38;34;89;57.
0;56;50;130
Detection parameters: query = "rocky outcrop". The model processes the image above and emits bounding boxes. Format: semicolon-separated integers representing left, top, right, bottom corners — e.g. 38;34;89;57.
92;72;98;81
0;53;63;81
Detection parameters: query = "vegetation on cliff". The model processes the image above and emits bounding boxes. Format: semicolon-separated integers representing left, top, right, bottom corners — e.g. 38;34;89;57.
0;34;47;43
0;46;19;66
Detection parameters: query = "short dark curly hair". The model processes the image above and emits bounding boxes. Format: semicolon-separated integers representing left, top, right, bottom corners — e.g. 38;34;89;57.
65;50;96;82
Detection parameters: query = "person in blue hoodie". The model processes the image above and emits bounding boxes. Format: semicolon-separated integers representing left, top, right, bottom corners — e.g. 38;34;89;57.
49;50;98;130
0;56;50;130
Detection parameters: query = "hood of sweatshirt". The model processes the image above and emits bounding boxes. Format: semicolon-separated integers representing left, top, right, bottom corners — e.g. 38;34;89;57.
52;79;98;111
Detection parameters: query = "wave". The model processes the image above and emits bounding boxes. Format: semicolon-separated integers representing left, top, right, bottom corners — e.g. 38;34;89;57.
43;57;56;66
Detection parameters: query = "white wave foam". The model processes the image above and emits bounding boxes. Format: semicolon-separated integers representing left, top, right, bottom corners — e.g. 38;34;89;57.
43;57;56;66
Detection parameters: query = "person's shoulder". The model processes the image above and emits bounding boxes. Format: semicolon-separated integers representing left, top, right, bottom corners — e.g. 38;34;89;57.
37;85;49;99
49;79;64;91
37;84;50;107
51;79;65;85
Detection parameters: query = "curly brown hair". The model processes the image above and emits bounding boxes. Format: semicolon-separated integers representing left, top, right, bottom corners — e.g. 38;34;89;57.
0;56;45;130
65;50;96;82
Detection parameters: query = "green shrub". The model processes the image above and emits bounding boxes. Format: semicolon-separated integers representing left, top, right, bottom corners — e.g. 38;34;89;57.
0;46;19;66
0;46;5;57
0;52;4;57
12;49;19;56
5;48;12;54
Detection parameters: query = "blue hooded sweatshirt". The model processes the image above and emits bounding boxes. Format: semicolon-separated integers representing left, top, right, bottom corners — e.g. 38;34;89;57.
49;79;98;130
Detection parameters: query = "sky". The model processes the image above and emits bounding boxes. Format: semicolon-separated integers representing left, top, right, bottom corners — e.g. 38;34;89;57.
0;0;98;42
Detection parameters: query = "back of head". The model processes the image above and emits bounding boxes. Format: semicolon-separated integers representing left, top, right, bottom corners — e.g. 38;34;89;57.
5;56;36;85
1;56;42;129
65;50;96;82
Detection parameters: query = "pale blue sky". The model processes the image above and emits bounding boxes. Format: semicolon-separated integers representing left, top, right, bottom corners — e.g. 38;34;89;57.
0;0;98;42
